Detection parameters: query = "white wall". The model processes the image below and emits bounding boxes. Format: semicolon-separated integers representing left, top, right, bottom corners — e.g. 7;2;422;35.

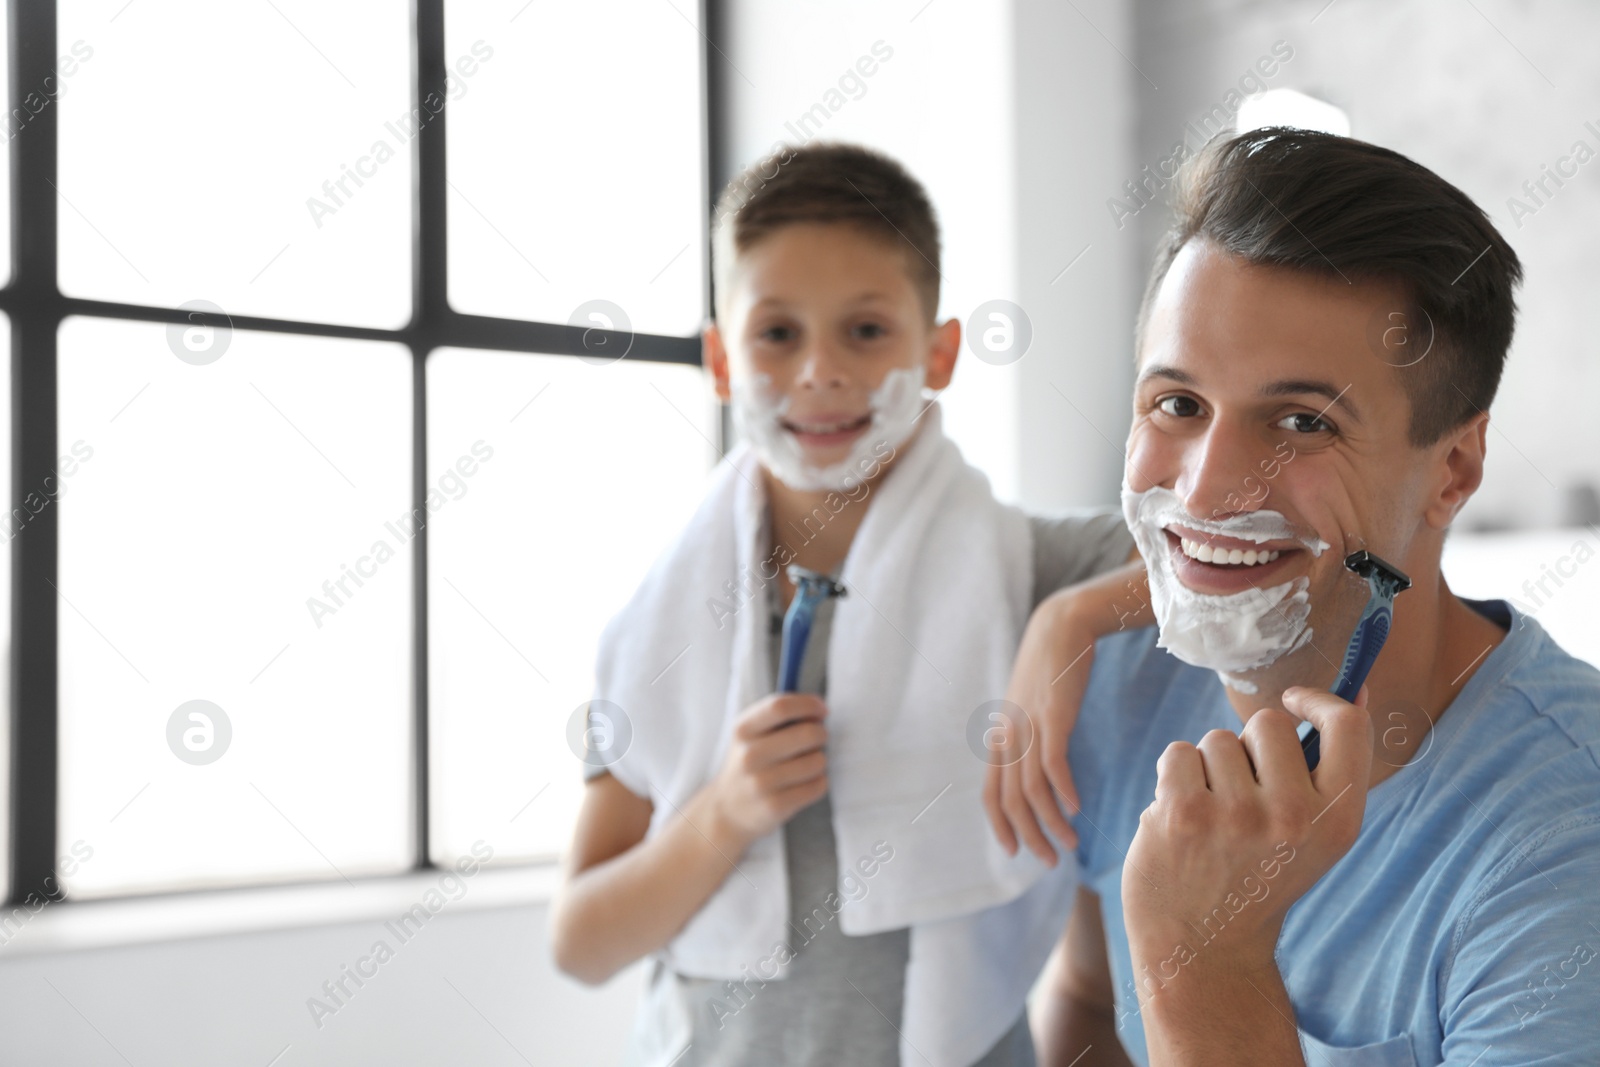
719;0;1138;510
1130;0;1600;532
0;881;646;1066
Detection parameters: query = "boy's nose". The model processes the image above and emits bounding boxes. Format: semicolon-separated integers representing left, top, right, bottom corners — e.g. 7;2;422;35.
793;340;849;390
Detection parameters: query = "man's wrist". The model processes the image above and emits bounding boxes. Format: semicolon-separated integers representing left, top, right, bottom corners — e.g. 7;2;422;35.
1129;930;1284;1020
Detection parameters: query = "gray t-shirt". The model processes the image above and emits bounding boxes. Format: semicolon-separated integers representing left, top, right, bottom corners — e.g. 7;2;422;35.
619;508;1132;1067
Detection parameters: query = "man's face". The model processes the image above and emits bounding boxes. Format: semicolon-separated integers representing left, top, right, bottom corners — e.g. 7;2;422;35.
1125;239;1439;688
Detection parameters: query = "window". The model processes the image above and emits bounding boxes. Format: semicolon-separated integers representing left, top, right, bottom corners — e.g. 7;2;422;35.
426;349;713;866
7;0;710;906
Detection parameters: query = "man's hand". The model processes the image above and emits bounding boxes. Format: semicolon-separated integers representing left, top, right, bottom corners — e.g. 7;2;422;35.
984;558;1151;865
1119;686;1374;1062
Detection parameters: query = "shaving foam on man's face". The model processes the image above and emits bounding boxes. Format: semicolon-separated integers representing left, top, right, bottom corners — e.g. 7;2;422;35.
730;364;926;492
1122;484;1332;684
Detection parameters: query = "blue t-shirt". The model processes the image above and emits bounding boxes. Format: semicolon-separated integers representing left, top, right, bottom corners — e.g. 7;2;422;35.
1068;599;1600;1066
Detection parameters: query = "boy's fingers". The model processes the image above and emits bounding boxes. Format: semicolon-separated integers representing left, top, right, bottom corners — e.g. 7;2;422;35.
738;694;826;738
1000;763;1057;865
1021;751;1074;850
983;762;1019;855
753;720;828;766
763;750;827;791
1043;744;1081;817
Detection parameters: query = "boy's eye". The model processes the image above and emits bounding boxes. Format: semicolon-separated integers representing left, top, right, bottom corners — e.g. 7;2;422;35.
1156;394;1201;418
760;325;796;343
1275;412;1334;434
853;322;886;340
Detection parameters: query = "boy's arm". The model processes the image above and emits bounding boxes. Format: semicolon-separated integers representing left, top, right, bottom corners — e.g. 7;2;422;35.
549;693;830;985
548;771;749;985
1033;886;1139;1067
984;554;1152;863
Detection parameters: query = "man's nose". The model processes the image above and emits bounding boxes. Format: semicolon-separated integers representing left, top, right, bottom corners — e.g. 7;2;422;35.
1174;422;1270;520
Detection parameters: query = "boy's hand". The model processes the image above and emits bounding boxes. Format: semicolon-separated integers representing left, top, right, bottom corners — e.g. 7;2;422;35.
707;693;830;851
983;595;1096;864
983;556;1151;866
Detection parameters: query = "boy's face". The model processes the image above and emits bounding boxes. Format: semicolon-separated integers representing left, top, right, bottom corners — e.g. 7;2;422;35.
1123;239;1486;688
706;222;958;484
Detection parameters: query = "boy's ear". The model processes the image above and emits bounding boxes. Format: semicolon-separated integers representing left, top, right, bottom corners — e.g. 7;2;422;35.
924;317;960;392
1425;411;1488;530
703;321;731;402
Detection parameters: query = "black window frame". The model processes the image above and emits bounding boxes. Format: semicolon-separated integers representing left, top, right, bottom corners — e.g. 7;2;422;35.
6;0;728;906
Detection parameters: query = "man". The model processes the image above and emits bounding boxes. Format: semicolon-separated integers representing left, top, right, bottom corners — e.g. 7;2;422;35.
1019;128;1600;1065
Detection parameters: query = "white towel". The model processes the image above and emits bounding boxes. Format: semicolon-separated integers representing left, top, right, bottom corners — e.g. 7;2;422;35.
594;402;1077;1066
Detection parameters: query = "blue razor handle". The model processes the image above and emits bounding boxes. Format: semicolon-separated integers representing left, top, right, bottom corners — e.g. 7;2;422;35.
777;566;846;693
1298;550;1411;771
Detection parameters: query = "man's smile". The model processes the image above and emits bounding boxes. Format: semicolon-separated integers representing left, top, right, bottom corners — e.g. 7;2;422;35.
1163;524;1309;596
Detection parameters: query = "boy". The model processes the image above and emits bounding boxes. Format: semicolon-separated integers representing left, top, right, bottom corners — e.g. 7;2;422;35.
550;142;1134;1067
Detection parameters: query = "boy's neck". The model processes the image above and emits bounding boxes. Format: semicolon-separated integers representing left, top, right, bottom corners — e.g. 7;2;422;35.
762;421;922;607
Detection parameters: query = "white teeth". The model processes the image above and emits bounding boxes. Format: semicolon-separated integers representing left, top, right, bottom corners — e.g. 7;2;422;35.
1178;537;1281;567
792;416;866;434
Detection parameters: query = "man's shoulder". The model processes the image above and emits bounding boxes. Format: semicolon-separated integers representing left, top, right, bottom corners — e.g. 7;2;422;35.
1454;601;1600;776
1493;603;1600;738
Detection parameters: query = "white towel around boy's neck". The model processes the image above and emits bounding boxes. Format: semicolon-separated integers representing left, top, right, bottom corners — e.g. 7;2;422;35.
593;401;1075;1067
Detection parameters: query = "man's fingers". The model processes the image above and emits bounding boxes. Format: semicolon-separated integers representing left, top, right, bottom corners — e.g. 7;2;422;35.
1282;685;1374;793
1195;728;1255;800
1239;707;1308;792
1152;740;1208;801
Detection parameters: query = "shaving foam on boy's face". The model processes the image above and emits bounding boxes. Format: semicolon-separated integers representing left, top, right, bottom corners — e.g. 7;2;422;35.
731;364;926;493
1121;483;1334;678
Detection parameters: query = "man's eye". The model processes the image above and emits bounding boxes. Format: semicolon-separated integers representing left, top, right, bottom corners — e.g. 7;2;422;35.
1156;395;1201;417
1276;412;1333;434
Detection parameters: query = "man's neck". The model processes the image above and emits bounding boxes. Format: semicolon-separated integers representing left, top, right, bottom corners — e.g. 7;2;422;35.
1221;571;1509;788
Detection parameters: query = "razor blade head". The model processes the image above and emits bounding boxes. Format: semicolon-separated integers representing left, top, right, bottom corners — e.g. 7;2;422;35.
1343;550;1412;595
787;564;847;599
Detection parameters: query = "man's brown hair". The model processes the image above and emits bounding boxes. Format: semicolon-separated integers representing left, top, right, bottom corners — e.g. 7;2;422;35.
1136;126;1524;446
711;142;942;327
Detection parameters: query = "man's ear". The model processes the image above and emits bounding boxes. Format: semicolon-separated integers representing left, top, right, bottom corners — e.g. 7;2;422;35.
925;317;961;391
1425;412;1489;529
703;321;731;402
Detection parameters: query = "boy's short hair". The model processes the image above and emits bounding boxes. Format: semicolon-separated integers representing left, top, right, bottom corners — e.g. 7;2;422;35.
711;142;942;327
1136;126;1524;447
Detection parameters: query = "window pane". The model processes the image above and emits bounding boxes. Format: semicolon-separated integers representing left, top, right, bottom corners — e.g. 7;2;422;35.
0;0;10;289
59;1;411;328
445;0;705;335
58;317;413;898
427;349;715;865
0;313;9;893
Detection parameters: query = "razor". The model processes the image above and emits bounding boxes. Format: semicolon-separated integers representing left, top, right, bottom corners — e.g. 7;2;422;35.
777;565;847;692
1298;550;1411;771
